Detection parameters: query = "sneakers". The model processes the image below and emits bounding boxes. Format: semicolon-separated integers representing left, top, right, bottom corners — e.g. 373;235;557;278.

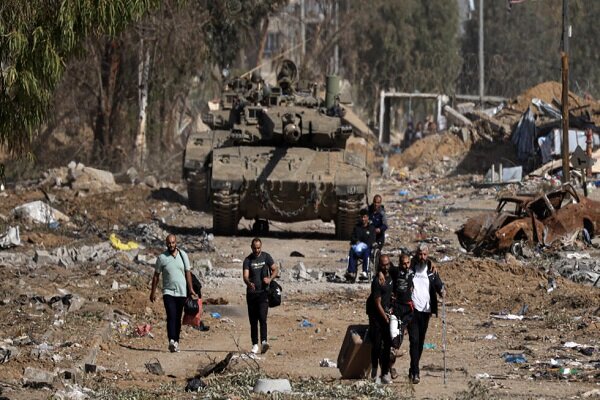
261;340;270;354
412;374;420;384
168;339;180;353
381;373;392;384
344;272;356;282
251;344;260;354
360;271;369;279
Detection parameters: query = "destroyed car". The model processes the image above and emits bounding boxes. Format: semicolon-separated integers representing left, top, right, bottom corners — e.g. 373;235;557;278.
456;184;600;255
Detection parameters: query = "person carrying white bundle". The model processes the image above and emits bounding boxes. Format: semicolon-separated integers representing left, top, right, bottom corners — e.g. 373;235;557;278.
390;253;414;348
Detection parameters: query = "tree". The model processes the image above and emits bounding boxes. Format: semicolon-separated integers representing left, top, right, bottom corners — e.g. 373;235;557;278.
202;0;287;71
457;0;600;99
0;0;160;156
340;0;461;121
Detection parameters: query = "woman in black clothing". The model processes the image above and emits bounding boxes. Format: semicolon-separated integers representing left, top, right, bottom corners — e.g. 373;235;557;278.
366;254;393;384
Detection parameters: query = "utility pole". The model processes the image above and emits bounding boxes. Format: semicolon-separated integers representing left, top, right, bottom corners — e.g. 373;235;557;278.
561;0;570;183
300;0;306;61
334;0;339;75
479;0;484;109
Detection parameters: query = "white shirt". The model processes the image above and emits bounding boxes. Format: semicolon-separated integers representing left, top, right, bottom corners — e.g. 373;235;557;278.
412;263;431;312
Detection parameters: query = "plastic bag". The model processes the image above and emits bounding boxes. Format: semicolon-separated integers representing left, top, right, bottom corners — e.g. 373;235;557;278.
184;297;199;315
268;280;282;308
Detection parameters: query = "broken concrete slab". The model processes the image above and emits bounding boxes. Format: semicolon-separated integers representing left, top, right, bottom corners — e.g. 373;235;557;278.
0;225;20;249
443;105;473;127
291;262;311;281
12;200;70;225
34;250;58;265
23;366;56;388
253;378;292;394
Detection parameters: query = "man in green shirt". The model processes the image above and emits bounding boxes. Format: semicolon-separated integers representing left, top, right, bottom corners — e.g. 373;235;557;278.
150;234;197;352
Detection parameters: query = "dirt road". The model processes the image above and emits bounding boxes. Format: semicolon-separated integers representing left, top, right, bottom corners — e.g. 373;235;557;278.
0;174;599;399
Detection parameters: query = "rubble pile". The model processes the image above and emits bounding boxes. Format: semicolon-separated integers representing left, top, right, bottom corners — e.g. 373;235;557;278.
40;161;122;194
391;81;600;186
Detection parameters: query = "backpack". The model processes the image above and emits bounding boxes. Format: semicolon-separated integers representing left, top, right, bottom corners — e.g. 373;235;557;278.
179;250;202;298
188;272;202;299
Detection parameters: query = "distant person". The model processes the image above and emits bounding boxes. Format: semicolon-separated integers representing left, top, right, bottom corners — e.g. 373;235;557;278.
368;194;388;248
243;237;278;354
426;121;438;136
345;209;376;282
150;234;197;353
366;254;393;384
0;163;5;191
407;243;445;384
402;122;415;149
413;122;424;143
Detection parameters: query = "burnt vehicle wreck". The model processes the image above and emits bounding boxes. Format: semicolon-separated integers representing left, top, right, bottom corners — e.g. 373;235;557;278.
456;184;600;255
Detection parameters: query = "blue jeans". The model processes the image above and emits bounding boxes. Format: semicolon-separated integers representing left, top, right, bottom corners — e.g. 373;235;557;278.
347;244;370;273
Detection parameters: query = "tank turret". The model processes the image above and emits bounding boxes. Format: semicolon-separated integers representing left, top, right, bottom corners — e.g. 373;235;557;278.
183;60;372;239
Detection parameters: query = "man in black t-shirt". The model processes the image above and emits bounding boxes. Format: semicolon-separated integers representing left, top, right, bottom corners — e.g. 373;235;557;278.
390;253;414;347
366;254;393;384
243;237;278;354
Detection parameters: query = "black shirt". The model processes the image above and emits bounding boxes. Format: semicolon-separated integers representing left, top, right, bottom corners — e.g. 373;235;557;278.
243;252;274;293
351;222;376;247
366;273;393;316
390;266;413;306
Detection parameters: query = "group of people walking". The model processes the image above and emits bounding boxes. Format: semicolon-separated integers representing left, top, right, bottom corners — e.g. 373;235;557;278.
367;243;445;385
149;195;445;387
149;234;277;356
348;194;446;384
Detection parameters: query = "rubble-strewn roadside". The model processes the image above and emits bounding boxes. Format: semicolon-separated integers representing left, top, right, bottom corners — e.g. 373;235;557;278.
0;166;599;399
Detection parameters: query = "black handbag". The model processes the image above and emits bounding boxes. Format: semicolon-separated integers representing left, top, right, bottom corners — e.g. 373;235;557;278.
268;280;282;308
184;296;200;315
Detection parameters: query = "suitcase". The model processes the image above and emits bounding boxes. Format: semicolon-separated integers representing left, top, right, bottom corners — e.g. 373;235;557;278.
337;324;372;379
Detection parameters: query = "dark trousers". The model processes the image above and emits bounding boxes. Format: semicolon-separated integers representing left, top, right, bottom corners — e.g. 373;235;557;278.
393;303;414;348
408;310;431;376
163;295;186;342
247;291;269;345
369;314;391;376
347;246;370;273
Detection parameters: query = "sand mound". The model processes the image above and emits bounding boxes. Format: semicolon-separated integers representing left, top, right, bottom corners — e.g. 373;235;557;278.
389;133;468;171
512;81;589;113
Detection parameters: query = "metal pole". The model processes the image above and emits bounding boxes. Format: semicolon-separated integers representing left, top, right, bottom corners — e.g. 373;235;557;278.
379;90;385;143
478;0;484;109
585;128;593;177
442;294;447;385
300;0;306;61
334;0;339;75
561;0;570;183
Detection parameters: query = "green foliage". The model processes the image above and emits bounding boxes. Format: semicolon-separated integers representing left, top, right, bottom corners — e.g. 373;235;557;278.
459;0;597;98
0;0;160;155
202;0;287;69
342;0;461;115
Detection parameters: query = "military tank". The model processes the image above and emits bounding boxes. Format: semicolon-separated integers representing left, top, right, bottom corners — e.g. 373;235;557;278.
183;60;371;239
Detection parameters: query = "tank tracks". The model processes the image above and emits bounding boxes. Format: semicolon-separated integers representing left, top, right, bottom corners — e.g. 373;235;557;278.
335;195;363;240
186;170;208;211
212;190;240;235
